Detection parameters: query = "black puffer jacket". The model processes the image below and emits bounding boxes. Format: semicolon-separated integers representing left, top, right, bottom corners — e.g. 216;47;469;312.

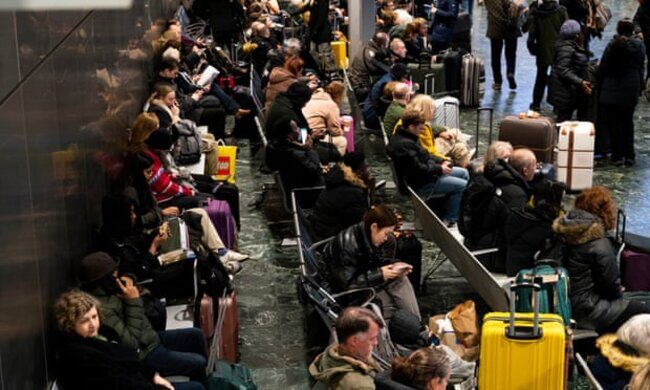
322;222;386;293
548;39;590;110
553;209;629;331
311;163;370;241
387;127;444;190
504;207;555;276
483;159;531;210
599;35;646;107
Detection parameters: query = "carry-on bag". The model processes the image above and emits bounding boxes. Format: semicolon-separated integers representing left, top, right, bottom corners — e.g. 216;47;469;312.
206;290;240;365
514;260;572;325
478;282;566;390
617;210;650;292
204;198;237;249
498;115;555;163
331;41;348;70
460;54;485;107
206;360;257;390
341;115;355;153
191;175;241;231
435;49;463;95
410;63;446;96
433;96;460;129
556;121;595;191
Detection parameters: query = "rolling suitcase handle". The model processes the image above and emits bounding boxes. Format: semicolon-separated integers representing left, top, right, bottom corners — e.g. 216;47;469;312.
475;107;494;158
443;101;460;129
616;209;626;246
508;281;542;339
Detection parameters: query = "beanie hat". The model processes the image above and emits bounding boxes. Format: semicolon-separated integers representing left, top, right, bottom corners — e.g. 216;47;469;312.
78;252;118;285
284;81;313;106
390;63;410;80
145;128;174;151
342;151;366;172
560;20;581;40
388;309;421;346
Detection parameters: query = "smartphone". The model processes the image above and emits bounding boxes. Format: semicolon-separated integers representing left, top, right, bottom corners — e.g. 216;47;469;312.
300;128;308;145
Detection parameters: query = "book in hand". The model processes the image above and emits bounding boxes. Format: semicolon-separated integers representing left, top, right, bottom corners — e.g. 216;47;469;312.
196;65;220;88
157;218;195;265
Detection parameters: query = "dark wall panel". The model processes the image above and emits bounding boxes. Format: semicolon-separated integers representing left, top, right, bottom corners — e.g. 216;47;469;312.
0;12;20;102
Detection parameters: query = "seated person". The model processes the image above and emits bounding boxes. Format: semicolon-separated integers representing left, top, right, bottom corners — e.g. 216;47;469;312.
249;21;277;73
309;307;383;389
311;152;372;241
264;55;303;111
472;140;513;174
363;63;410;130
504;180;566;276
302;81;348;157
265;81;312;141
630;363;650;390
265;116;324;208
388;112;468;226
403;18;430;60
382;82;410;136
77;253;208;386
349;32;391;102
375;347;451;390
54;290;203;390
321;205;421;321
553;187;650;333
591;314;650;390
483;148;537;210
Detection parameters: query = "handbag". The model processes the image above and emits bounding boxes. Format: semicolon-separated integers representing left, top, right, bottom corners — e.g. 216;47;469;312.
215;140;237;184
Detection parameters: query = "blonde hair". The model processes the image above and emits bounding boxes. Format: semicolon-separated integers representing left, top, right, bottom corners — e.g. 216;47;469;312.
630;363;650;390
485;141;513;165
617;314;650;356
54;290;100;335
405;94;435;122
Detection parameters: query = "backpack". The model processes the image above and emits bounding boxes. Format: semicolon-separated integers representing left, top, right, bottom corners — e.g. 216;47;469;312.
515;261;572;326
173;119;202;166
586;0;611;34
206;361;257;390
458;174;502;239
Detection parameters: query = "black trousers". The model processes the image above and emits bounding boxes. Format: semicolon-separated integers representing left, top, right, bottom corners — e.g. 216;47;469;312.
601;103;636;160
489;37;518;84
531;64;550;109
600;300;650;334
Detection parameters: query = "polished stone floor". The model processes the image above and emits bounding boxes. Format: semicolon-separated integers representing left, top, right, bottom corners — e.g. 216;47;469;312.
233;2;650;388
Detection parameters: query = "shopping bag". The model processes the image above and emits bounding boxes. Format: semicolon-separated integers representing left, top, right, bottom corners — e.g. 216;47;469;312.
448;300;480;348
215;140;237;184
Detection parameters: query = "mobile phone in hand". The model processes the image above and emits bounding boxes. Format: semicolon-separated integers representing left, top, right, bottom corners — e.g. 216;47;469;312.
300;128;308;145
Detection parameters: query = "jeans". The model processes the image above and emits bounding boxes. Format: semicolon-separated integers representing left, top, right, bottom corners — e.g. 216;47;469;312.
172;381;206;390
143;328;207;384
415;166;469;223
601;103;636;161
209;82;239;114
531;64;550;109
489;37;518;84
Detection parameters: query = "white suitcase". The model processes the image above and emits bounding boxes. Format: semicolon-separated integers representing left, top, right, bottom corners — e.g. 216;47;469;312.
556;121;595;191
433;96;460;130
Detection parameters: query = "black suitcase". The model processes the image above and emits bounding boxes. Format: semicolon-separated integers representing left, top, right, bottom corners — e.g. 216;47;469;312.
435;49;463;96
451;12;472;52
396;233;423;293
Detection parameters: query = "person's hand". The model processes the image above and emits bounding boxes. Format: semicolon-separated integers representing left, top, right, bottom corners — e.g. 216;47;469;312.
381;265;401;281
171;103;181;118
581;80;593;96
162;207;179;217
304;134;314;150
430;5;437;13
441;160;453;175
152;222;170;248
439;131;453;140
153;373;174;390
191;90;203;101
192;74;201;82
203;83;212;93
117;276;140;299
637;32;644;40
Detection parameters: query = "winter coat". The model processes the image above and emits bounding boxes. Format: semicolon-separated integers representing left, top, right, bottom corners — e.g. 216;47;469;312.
144;150;193;204
349;40;391;91
309;344;381;390
303;89;342;136
591;334;650;390
251;35;274;73
483;159;531;210
559;0;588;24
634;4;650;42
552;209;629;331
430;0;461;45
265;138;324;204
56;328;159;390
383;101;405;137
322;222;386;293
386;127;445;190
265;67;298;111
363;72;397;129
265;94;310;141
89;287;161;360
392;119;447;159
548;39;590;110
311;163;369;241
504;206;555;276
527;2;569;67
598;35;646;107
484;0;512;40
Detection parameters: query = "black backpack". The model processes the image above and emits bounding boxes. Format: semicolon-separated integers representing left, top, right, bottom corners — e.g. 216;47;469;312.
173;119;202;166
458;173;503;239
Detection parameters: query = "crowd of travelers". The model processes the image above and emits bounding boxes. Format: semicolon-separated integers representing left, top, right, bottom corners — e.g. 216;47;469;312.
47;0;650;389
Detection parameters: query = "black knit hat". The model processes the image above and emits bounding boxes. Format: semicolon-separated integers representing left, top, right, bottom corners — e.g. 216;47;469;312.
284;81;312;107
78;252;118;286
390;63;410;80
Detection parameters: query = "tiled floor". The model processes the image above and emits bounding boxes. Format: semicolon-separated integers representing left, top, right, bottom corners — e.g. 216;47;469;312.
233;2;650;388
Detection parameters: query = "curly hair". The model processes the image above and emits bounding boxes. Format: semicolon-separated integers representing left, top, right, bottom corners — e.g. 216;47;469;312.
574;186;617;230
391;347;450;389
54;290;100;335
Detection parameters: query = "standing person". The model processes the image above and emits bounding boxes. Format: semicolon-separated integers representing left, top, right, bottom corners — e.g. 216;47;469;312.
599;19;646;167
547;19;592;122
429;0;462;53
559;0;589;48
527;0;569;111
634;0;650;79
484;0;524;90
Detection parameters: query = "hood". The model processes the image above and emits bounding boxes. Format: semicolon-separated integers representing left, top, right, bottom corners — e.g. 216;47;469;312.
269;67;297;84
552;209;605;245
309;89;333;102
555;39;587;55
325;163;367;189
484;159;528;190
535;1;560;15
308;345;380;385
596;334;650;373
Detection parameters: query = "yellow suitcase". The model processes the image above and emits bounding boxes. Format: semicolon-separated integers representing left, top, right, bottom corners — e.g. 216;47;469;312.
331;41;348;70
478;283;566;390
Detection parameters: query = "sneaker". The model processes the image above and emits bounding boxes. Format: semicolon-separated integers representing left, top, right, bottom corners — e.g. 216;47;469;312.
492;83;502;91
221;250;250;263
625;158;636;167
507;74;517;90
224;260;242;275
